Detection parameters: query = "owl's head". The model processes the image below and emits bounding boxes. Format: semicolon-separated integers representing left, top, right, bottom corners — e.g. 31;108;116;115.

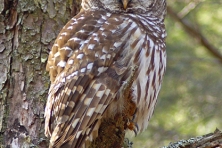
82;0;166;17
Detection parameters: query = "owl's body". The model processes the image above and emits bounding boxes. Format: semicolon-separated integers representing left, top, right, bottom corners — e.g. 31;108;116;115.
45;0;166;147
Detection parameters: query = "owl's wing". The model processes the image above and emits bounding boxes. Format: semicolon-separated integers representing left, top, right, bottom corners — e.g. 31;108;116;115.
47;70;120;147
45;11;131;147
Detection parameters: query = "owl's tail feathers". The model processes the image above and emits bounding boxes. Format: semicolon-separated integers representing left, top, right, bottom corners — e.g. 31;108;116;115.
48;108;101;148
48;79;115;148
58;120;101;148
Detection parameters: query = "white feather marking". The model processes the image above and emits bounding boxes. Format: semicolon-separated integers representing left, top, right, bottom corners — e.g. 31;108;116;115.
54;52;60;57
114;18;119;21
155;44;159;50
105;89;111;96
95;52;99;58
99;27;105;31
66;71;77;79
101;15;106;20
61;32;67;36
129;22;137;30
100;54;106;60
153;32;158;37
60;103;65;111
87;107;95;116
76;130;82;139
72;118;80;128
61;46;72;51
93;83;101;90
65;88;72;96
114;42;122;48
86;128;91;135
67;26;73;30
150;39;154;49
102;47;108;53
134;28;141;38
94;36;99;42
61;78;65;82
98;19;103;24
79;29;85;33
57;61;66;67
68;59;74;65
80;68;86;73
106;13;111;17
97;67;104;74
88;44;95;50
70;37;81;42
102;32;107;37
107;54;111;59
96;90;104;98
148;21;155;26
97;67;108;75
84;98;93;106
77;16;85;20
77;53;84;59
87;63;93;70
67;101;75;108
111;29;116;33
70;21;77;25
84;40;89;44
71;71;78;77
77;85;83;92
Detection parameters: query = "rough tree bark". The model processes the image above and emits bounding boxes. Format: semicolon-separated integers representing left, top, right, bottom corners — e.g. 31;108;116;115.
0;0;222;148
0;0;80;147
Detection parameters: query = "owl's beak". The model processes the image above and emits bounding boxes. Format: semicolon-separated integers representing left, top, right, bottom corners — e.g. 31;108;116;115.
121;0;130;10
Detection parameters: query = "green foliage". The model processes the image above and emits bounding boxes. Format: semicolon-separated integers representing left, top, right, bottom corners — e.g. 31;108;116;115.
133;1;222;147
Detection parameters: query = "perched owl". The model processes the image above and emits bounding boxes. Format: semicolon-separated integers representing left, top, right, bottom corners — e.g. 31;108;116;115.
45;0;167;147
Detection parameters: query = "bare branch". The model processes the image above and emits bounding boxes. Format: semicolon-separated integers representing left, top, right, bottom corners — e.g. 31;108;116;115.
167;6;222;63
178;0;200;18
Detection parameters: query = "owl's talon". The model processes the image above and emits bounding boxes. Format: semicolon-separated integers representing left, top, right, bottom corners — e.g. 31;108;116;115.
131;122;139;136
134;123;139;136
126;119;139;136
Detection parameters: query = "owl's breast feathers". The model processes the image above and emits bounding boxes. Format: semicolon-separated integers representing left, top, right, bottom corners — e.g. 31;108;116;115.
45;10;166;147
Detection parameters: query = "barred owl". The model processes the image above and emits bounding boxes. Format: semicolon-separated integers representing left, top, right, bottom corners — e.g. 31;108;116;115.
45;0;167;147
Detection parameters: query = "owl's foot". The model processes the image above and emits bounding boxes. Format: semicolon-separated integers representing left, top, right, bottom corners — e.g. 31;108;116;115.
126;107;139;135
126;119;139;136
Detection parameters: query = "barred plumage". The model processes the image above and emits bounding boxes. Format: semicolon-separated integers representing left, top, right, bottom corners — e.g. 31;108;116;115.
45;0;167;147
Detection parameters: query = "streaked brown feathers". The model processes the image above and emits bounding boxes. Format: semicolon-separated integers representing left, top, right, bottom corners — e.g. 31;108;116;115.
45;0;166;147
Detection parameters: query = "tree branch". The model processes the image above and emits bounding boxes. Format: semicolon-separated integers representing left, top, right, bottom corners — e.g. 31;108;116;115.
162;129;222;148
167;6;222;63
178;0;200;18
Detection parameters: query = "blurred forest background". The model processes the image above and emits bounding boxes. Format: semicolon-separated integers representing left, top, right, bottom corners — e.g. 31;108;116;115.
133;0;222;147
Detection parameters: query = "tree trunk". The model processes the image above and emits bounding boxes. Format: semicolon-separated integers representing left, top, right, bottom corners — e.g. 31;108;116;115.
0;0;80;147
